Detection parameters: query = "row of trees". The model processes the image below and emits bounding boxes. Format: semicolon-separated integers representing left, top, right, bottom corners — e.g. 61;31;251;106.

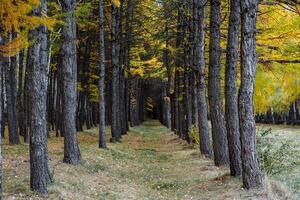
0;0;299;197
160;0;263;188
0;0;81;195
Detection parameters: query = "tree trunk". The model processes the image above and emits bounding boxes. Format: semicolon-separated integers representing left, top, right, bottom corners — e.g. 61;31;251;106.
208;0;229;166
17;50;26;137
99;0;107;149
61;0;81;165
111;2;121;142
4;38;20;144
0;57;4;139
193;0;212;156
239;0;263;189
225;0;242;177
0;34;4;199
27;0;51;194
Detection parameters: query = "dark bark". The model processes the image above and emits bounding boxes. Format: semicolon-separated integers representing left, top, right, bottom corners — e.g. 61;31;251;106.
111;2;122;142
192;0;199;131
124;0;133;131
23;54;29;143
208;0;229;166
225;0;242;177
4;37;20;144
0;57;4;139
0;34;4;199
239;0;263;189
99;0;107;149
55;64;63;137
183;0;192;138
119;0;127;135
17;50;26;137
174;1;185;138
61;0;81;164
27;0;51;194
196;0;212;156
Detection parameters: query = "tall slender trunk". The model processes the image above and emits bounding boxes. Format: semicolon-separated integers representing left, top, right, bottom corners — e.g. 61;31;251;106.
239;0;263;189
195;0;212;156
225;0;242;177
61;0;81;164
0;68;4;139
5;35;20;144
0;34;4;199
119;0;127;135
125;0;133;130
191;0;199;126
17;50;25;137
111;2;121;142
27;0;51;194
208;0;229;166
23;54;29;143
99;0;107;149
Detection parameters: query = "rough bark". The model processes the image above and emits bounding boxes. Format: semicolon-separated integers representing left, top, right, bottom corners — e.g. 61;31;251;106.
61;0;81;164
111;2;121;142
124;0;133;131
0;34;4;199
225;0;242;176
27;0;51;194
0;68;4;139
196;1;212;156
17;50;26;138
4;38;20;144
99;0;107;149
239;0;263;189
208;0;229;166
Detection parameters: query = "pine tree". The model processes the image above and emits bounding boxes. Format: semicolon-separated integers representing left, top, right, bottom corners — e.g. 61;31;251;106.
225;0;242;176
61;0;81;165
239;0;263;189
196;0;211;156
111;1;122;142
0;33;3;200
99;0;107;148
208;0;229;166
27;0;51;194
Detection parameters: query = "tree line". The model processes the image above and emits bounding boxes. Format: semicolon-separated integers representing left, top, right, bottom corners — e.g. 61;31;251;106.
0;0;299;197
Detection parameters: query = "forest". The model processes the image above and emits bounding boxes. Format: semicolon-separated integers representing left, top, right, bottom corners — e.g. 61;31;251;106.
0;0;299;199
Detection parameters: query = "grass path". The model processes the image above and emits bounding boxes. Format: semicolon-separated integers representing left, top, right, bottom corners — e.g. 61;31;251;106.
3;120;286;199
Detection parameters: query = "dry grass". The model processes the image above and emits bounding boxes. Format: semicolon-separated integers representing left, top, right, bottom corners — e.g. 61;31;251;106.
2;120;290;199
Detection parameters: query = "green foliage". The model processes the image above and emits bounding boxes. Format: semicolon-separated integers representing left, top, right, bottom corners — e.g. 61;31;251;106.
257;129;299;175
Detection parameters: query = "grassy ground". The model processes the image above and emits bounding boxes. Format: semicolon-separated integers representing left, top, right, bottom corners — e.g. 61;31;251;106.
257;124;300;200
3;120;290;199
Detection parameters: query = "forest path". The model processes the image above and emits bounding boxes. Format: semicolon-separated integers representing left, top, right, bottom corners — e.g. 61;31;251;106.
5;120;273;199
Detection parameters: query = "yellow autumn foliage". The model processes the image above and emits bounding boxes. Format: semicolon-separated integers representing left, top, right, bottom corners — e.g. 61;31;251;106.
0;0;56;56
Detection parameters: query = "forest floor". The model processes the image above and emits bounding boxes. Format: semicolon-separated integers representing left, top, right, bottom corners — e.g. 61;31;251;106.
3;120;296;200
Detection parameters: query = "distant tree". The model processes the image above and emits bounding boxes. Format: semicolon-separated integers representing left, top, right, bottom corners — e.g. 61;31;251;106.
99;0;107;149
61;0;81;164
4;34;19;145
239;0;263;189
0;33;3;200
111;1;121;142
225;0;242;176
208;0;229;166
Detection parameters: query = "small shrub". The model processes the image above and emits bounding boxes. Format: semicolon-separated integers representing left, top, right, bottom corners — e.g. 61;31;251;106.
257;129;299;175
188;125;199;145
